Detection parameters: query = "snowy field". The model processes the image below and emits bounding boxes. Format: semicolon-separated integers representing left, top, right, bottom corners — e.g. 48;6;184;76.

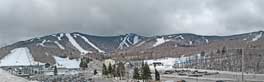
0;69;38;82
144;57;264;82
0;47;43;66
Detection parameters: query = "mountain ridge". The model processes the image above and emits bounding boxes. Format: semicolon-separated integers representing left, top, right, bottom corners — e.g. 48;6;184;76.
1;31;264;67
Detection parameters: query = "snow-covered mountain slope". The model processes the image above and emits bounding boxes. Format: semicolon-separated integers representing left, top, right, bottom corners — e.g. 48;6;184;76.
1;31;264;66
118;33;144;49
0;32;145;66
0;47;42;66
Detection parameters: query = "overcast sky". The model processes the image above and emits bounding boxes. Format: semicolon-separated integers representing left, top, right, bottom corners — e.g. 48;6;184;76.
0;0;264;46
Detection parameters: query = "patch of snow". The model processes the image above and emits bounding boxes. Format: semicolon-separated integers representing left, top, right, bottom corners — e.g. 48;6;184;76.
65;33;91;55
144;54;203;71
51;34;56;37
54;41;65;50
53;56;80;68
38;40;47;47
133;36;140;44
189;41;193;45
145;58;177;71
76;34;105;53
243;38;247;40
45;52;49;56
205;39;209;43
0;47;42;66
119;36;130;49
153;37;170;47
0;69;38;82
252;32;262;41
57;33;64;40
135;41;145;47
175;44;178;47
175;35;184;39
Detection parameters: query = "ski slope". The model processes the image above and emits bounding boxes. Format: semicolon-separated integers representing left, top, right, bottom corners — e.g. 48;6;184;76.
76;34;105;53
0;47;41;66
53;56;80;68
252;32;262;41
153;37;170;47
65;33;91;55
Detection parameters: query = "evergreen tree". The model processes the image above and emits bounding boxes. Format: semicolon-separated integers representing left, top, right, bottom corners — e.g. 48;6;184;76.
54;66;58;76
79;58;88;69
155;69;160;81
94;69;98;75
112;64;117;77
117;62;126;80
222;46;227;54
133;67;140;80
142;63;152;81
108;63;113;77
102;63;108;76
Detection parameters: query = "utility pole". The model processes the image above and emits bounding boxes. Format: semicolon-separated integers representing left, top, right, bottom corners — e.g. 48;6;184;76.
241;48;244;82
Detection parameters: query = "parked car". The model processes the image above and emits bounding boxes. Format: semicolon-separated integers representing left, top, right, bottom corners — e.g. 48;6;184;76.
216;80;224;82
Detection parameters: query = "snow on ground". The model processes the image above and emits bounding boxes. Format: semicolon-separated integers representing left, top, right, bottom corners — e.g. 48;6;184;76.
57;33;64;40
53;56;80;68
135;41;145;47
252;32;262;41
144;58;177;71
153;37;170;47
0;69;38;82
39;40;47;47
175;35;184;39
0;47;42;66
144;54;202;71
54;41;65;50
133;35;140;45
189;41;193;45
119;36;130;49
65;33;91;55
76;34;105;53
205;39;209;43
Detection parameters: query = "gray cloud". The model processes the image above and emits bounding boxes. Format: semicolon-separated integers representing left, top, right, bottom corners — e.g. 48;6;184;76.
0;0;264;46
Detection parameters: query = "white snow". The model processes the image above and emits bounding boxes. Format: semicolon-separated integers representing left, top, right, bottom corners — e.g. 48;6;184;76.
0;69;38;82
119;35;141;49
153;37;170;47
76;34;105;53
54;41;65;50
252;32;262;41
39;40;47;47
53;56;80;68
175;35;184;39
205;39;209;43
57;33;64;40
119;36;130;49
133;36;140;44
135;41;145;47
144;54;202;71
144;58;177;71
243;38;247;40
65;33;91;55
0;47;42;66
189;41;193;45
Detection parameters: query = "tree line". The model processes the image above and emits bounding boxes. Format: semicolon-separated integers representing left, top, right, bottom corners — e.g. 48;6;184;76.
102;61;160;82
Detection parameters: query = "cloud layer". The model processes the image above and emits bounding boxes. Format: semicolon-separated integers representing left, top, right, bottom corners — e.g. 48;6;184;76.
0;0;264;46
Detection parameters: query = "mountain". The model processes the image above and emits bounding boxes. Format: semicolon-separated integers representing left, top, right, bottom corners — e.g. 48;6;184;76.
112;31;264;60
0;32;145;67
1;31;264;67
